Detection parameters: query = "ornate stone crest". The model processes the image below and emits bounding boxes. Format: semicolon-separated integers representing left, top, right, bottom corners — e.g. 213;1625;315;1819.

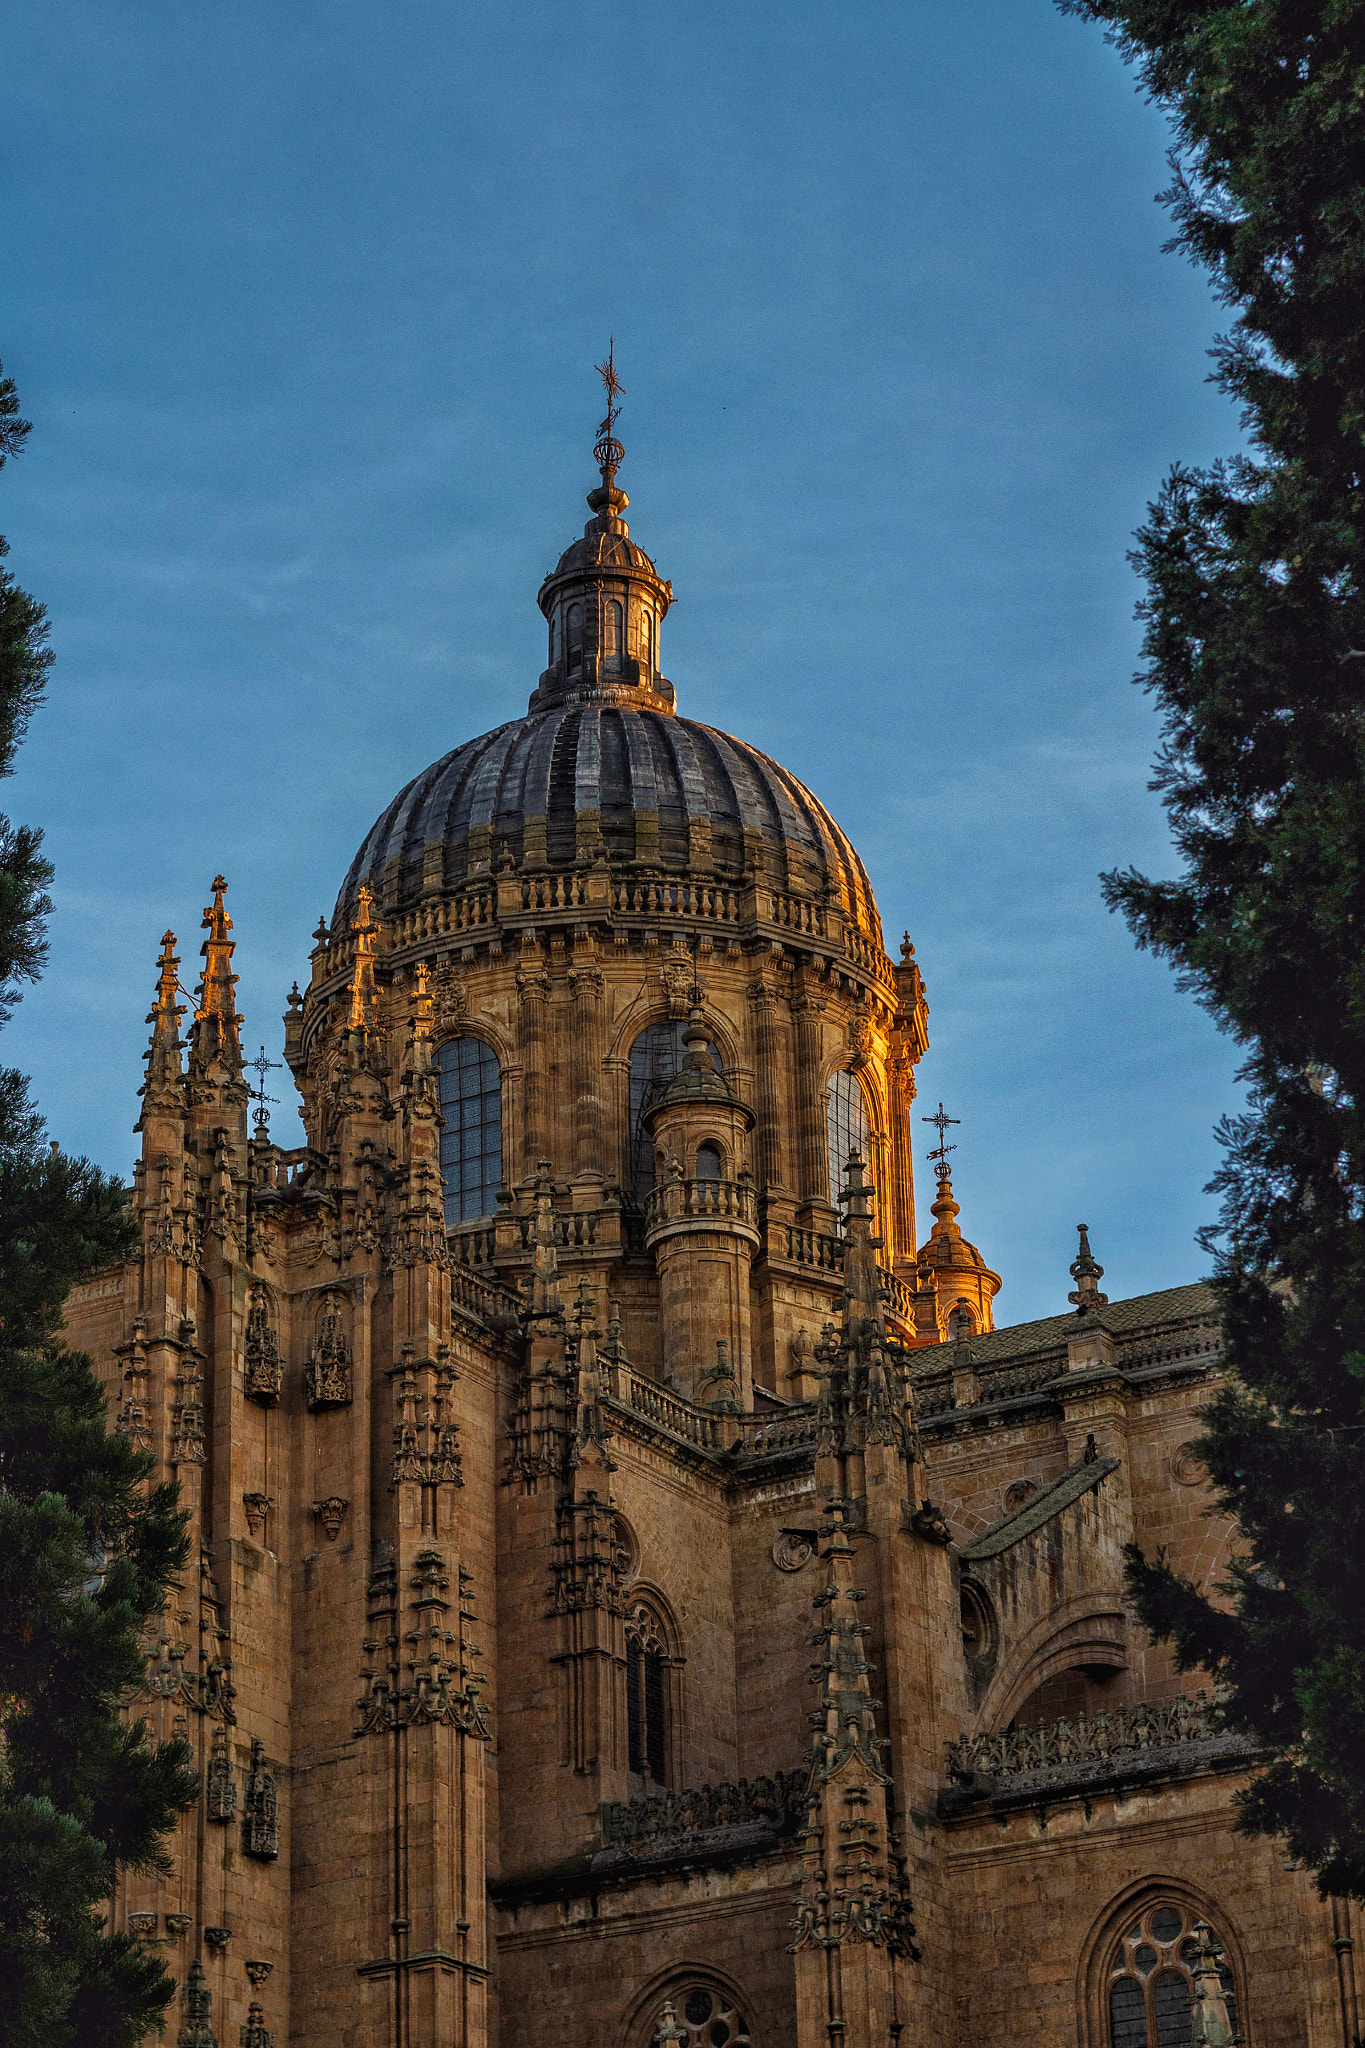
771;1530;815;1573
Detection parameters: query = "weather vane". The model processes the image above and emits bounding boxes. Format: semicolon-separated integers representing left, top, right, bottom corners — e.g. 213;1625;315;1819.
921;1101;960;1184
593;339;625;489
248;1045;281;1139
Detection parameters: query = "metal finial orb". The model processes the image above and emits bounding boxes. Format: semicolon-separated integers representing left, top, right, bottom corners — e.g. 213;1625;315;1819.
594;431;625;474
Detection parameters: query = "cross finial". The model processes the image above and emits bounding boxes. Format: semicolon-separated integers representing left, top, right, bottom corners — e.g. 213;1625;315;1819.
248;1045;281;1138
593;340;625;493
921;1101;960;1183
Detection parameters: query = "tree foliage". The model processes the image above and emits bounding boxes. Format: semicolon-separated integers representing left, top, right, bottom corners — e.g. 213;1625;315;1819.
0;360;197;2048
1059;1;1365;1893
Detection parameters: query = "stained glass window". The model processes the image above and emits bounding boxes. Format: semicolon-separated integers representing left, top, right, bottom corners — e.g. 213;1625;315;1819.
437;1038;502;1227
826;1068;872;1206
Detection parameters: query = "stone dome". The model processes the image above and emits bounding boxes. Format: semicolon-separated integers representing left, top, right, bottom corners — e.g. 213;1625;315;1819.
336;702;882;940
334;424;884;951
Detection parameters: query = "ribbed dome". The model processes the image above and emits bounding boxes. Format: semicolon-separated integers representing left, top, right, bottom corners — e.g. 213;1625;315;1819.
336;701;883;942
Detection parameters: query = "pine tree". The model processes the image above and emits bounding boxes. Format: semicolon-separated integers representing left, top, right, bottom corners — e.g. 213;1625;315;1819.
1059;2;1365;1894
0;361;198;2048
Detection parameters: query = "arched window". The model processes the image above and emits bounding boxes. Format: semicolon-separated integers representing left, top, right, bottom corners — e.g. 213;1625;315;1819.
566;603;583;674
548;611;557;665
1107;1902;1239;2048
648;1987;751;2048
626;1602;669;1785
826;1068;872;1206
605;597;623;668
640;606;654;675
436;1037;502;1226
628;1020;722;1204
695;1142;723;1180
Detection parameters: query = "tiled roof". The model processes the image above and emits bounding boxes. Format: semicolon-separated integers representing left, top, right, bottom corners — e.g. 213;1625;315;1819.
907;1279;1219;1383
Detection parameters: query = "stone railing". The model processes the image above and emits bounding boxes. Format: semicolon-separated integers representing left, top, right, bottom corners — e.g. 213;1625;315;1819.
613;1369;722;1452
612;875;742;924
449;1221;497;1268
776;1228;915;1327
644;1175;758;1235
247;1145;317;1192
767;893;827;940
842;926;896;988
449;1264;520;1328
739;1406;820;1457
518;869;591;915
600;1769;806;1850
505;1205;616;1253
1118;1326;1223;1374
947;1695;1216;1782
781;1225;843;1273
389;888;497;950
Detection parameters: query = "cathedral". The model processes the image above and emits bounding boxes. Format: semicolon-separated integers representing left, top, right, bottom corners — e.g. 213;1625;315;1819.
64;394;1359;2048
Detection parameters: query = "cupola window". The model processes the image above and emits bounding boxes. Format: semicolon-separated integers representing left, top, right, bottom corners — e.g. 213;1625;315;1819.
566;603;583;675
695;1142;723;1181
436;1037;503;1226
826;1069;872;1207
640;606;654;675
605;597;623;669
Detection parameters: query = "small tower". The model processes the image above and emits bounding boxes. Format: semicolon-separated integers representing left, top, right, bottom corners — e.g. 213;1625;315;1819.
643;1006;758;1403
914;1106;1000;1342
531;344;675;716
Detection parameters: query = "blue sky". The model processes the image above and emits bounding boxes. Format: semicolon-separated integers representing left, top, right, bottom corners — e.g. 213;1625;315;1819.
2;1;1244;1324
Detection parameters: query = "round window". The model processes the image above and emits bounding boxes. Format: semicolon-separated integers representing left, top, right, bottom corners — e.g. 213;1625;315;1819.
651;1989;752;2048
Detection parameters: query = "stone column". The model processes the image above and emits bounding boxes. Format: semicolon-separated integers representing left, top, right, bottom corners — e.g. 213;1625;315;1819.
516;937;551;1175
747;975;789;1193
571;936;607;1179
790;986;829;1207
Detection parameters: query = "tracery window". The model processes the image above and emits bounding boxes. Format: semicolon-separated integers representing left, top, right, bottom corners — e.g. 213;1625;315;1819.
1107;1902;1239;2048
826;1067;872;1207
436;1037;502;1226
628;1021;722;1205
626;1602;668;1785
649;1987;751;2048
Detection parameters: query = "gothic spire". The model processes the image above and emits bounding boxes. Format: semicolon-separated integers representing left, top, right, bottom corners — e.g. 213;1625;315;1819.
191;875;243;1077
137;930;185;1121
839;1148;887;1346
347;882;379;1035
788;1502;918;1981
527;1161;563;1325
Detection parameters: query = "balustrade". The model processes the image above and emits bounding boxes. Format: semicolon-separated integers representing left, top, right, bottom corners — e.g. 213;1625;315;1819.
946;1694;1216;1783
739;1406;820;1456
614;1368;722;1451
644;1174;758;1234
